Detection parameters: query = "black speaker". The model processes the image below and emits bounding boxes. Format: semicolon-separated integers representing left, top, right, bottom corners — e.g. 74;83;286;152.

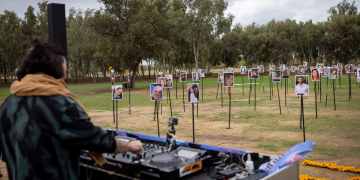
47;3;67;58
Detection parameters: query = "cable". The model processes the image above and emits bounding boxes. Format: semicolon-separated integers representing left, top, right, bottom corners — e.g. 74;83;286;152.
242;152;248;166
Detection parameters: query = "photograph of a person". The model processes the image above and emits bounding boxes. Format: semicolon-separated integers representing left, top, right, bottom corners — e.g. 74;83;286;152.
158;77;165;87
357;69;360;82
218;73;223;83
290;66;295;72
345;64;354;73
176;70;180;77
200;69;205;77
111;70;115;82
192;72;197;81
337;69;342;76
295;70;300;75
282;69;289;79
258;65;264;73
311;68;320;81
269;65;275;76
112;85;123;100
317;63;324;74
280;64;285;71
250;68;259;79
227;67;233;72
180;71;187;82
223;72;234;87
299;65;305;74
240;66;247;74
248;69;252;79
150;83;163;101
324;67;331;77
164;75;173;88
330;68;338;79
159;72;163;77
337;63;343;72
187;83;200;103
272;70;281;82
303;62;308;67
197;72;201;81
295;75;309;96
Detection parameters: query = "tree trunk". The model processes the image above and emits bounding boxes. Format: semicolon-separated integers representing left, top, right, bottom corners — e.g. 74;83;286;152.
102;65;107;78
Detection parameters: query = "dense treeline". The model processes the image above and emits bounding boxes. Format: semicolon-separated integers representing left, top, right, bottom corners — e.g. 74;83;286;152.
0;0;359;85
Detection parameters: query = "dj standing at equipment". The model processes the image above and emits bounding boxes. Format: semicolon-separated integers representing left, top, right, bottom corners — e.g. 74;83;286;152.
0;39;142;180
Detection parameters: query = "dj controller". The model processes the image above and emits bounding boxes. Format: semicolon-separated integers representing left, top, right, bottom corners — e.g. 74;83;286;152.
80;131;276;180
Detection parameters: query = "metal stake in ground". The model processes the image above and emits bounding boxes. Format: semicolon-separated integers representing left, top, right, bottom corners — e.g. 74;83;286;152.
116;100;118;130
269;76;271;100
216;83;219;99
249;79;252;104
192;103;195;143
176;78;178;100
221;83;223;107
277;82;281;115
301;95;305;142
315;81;317;119
262;73;265;93
242;75;245;96
254;79;256;110
156;101;160;137
169;89;173;118
333;79;336;111
325;77;328;107
182;82;185;112
227;87;231;129
202;77;204;101
348;73;351;101
112;82;115;124
320;78;322;103
128;78;131;116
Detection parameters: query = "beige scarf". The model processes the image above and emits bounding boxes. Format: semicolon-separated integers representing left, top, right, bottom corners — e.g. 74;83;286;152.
10;74;106;165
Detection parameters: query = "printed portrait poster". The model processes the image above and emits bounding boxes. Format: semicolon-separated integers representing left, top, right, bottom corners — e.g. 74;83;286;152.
180;71;187;82
295;70;300;75
197;72;201;81
269;65;275;76
223;72;234;87
338;69;342;76
250;68;259;79
299;65;305;74
187;83;200;103
200;69;205;77
345;64;354;73
159;72;163;77
303;62;308;67
290;66;295;72
218;73;224;83
112;85;123;100
357;69;360;82
158;77;165;87
192;72;197;81
240;66;247;74
150;83;163;101
176;70;180;77
337;63;343;72
248;69;252;79
330;68;338;79
311;68;320;81
164;74;173;88
324;67;331;77
317;63;324;74
272;70;281;82
227;67;233;72
258;65;264;73
282;69;290;79
111;70;115;82
295;75;309;96
280;64;286;71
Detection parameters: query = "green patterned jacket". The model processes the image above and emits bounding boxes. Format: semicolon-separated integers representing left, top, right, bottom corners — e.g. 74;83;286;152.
0;95;116;180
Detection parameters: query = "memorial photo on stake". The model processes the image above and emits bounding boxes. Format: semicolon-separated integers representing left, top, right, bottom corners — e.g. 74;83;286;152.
192;72;197;81
324;67;331;77
240;66;246;74
200;69;205;77
248;69;251;79
330;68;338;79
197;72;201;81
112;85;123;100
295;70;300;75
164;74;173;88
269;65;275;76
180;71;187;82
338;69;342;76
357;69;360;82
345;64;354;73
311;68;320;81
272;70;281;82
159;72;163;77
295;75;309;96
176;70;180;77
227;67;233;72
280;64;286;71
150;83;163;101
258;65;264;73
299;65;305;74
290;66;295;72
282;69;289;79
317;63;324;74
187;83;200;103
218;73;224;83
303;62;308;67
250;68;259;79
223;72;234;87
337;63;343;72
158;77;165;87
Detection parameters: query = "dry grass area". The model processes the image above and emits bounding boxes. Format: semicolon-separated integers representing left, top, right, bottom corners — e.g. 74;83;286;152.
1;80;359;180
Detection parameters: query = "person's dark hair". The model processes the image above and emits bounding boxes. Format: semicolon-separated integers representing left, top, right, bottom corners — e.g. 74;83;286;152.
17;39;66;80
312;69;320;79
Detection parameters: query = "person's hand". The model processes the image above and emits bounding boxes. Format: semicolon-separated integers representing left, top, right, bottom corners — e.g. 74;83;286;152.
127;140;143;154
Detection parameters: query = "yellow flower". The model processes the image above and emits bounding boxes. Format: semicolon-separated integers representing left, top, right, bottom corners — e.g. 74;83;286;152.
175;68;177;70
109;67;113;71
125;70;129;74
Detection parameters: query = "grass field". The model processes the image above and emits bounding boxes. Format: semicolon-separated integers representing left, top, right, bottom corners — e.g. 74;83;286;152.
0;74;359;179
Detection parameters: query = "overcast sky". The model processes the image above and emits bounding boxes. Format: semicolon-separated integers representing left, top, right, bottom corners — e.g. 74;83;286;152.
0;0;359;27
